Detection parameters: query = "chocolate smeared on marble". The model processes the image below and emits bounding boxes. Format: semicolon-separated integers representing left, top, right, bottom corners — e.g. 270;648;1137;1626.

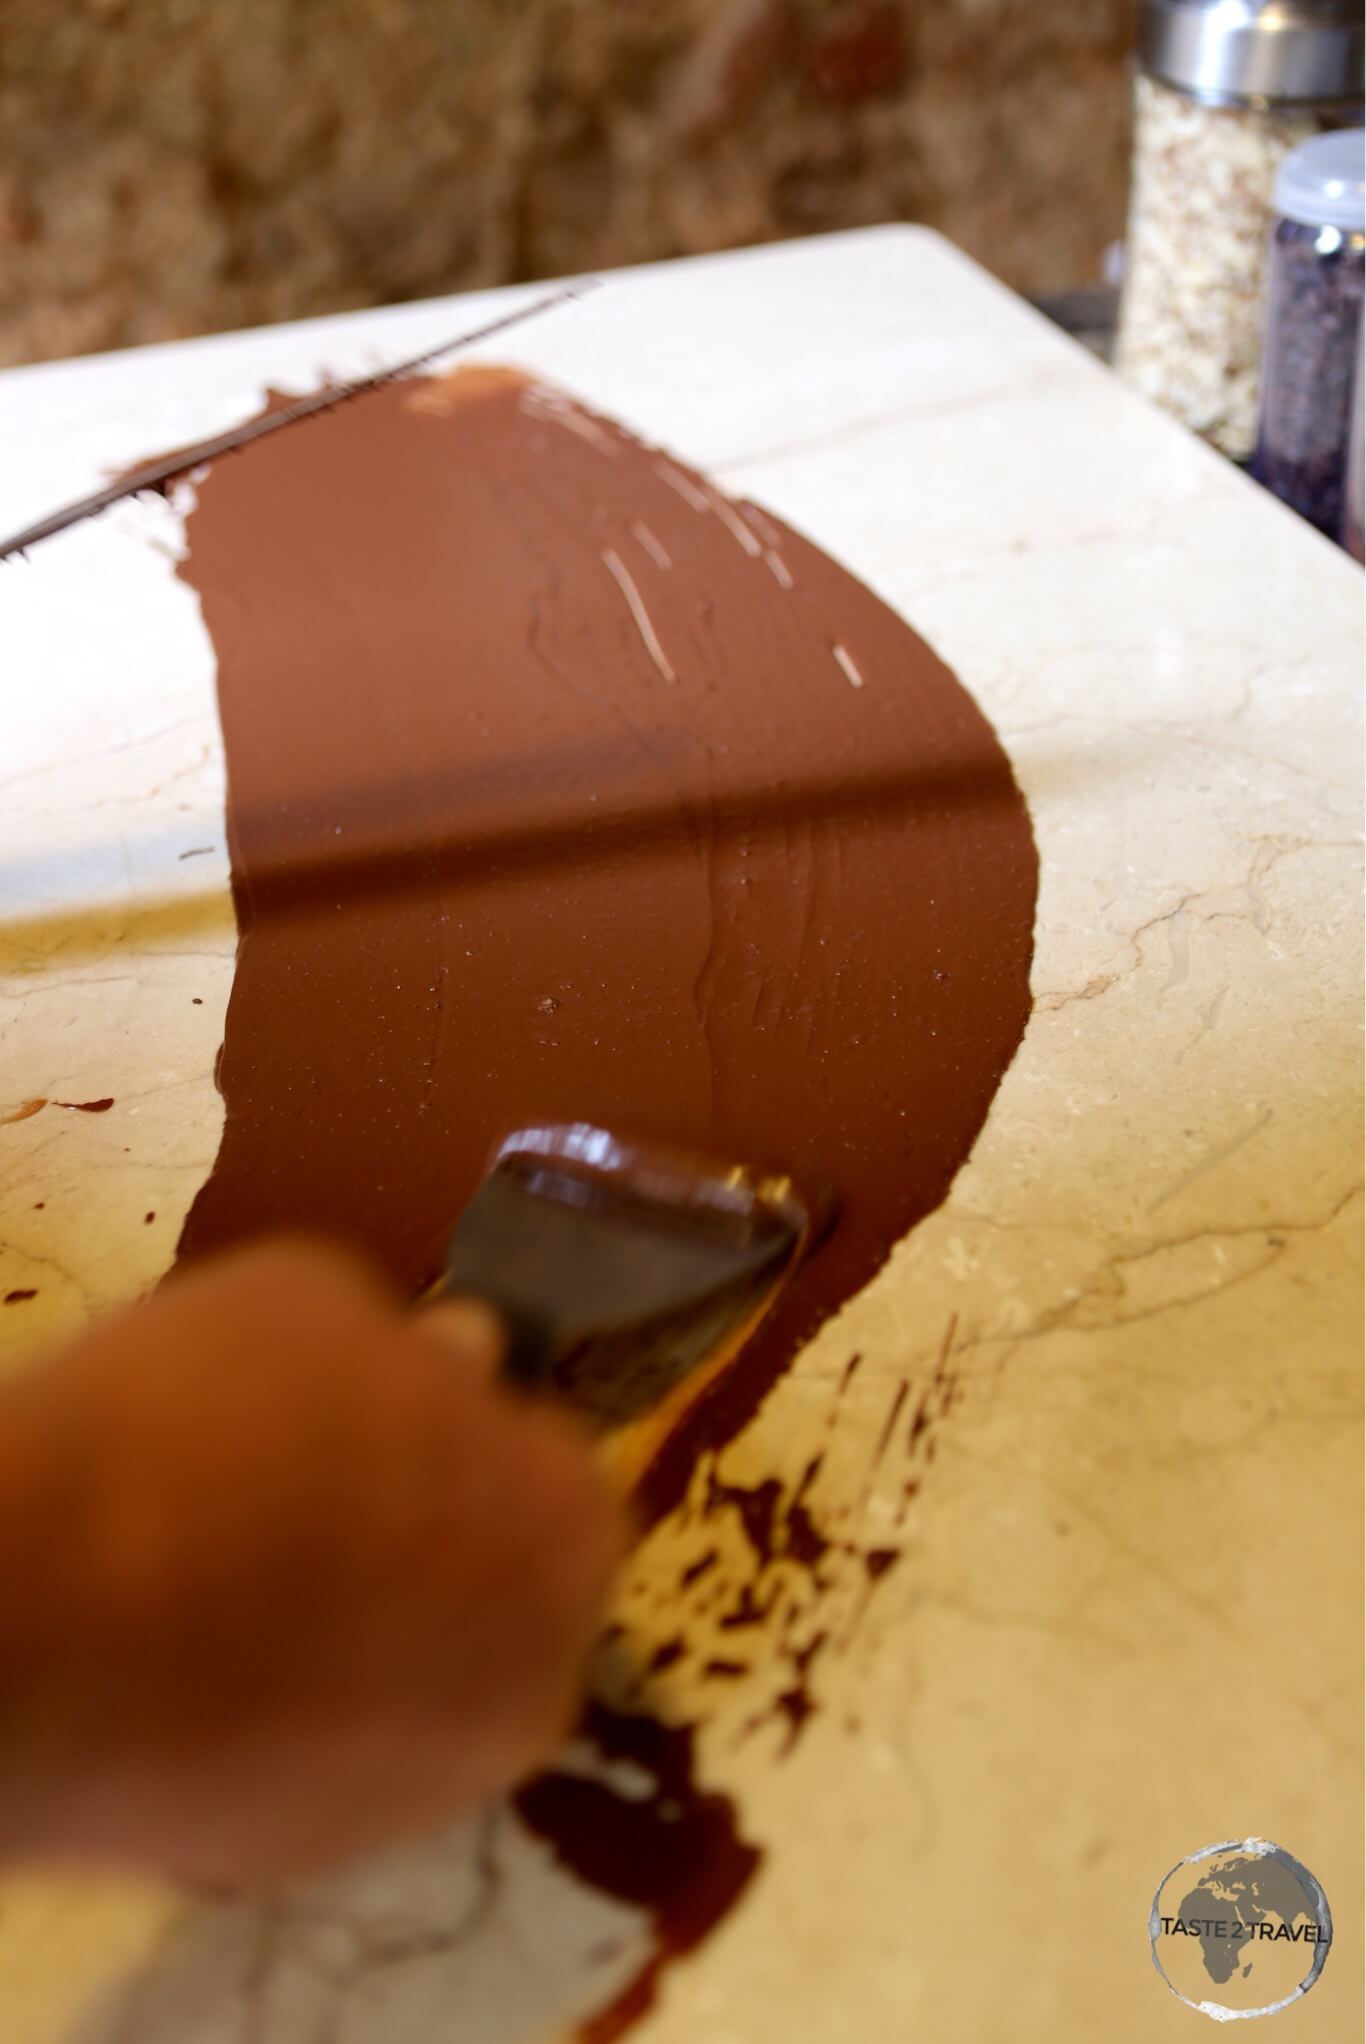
165;365;1035;2038
172;363;1035;1514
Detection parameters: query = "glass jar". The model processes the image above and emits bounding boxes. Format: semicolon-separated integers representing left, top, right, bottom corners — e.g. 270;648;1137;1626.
1116;0;1363;459
1343;341;1364;562
1253;130;1366;537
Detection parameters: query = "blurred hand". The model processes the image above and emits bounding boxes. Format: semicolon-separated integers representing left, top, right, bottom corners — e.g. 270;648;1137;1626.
0;1239;624;1889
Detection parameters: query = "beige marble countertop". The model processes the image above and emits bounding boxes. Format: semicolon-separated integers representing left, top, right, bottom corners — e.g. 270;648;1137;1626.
0;227;1360;2042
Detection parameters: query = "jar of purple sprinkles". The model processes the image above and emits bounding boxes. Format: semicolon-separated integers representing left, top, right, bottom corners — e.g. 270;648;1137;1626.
1253;128;1366;539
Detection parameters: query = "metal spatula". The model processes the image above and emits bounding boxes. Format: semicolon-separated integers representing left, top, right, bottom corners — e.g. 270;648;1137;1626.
0;283;592;563
434;1124;820;1462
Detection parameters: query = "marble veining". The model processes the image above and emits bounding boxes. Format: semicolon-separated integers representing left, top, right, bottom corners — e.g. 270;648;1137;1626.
0;230;1360;2044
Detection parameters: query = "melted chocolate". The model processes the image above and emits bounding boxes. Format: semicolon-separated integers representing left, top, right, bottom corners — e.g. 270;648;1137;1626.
160;364;1035;2037
704;1467;784;1569
169;366;1035;1522
678;1548;719;1589
783;1498;832;1575
515;1701;761;2044
906;1391;935;1455
717;1581;782;1631
767;1687;815;1754
645;1636;686;1676
784;1452;832;1574
872;1379;910;1466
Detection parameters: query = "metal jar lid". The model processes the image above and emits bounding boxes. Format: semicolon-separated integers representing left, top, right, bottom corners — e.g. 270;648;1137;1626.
1140;0;1364;109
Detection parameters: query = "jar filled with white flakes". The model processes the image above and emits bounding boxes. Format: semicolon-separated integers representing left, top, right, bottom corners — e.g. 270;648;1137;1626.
1116;0;1363;459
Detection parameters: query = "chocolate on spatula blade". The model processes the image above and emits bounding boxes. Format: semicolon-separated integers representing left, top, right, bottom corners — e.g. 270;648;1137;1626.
435;1124;824;1484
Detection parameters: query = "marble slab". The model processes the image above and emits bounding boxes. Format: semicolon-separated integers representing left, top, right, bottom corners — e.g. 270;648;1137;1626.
0;227;1360;2043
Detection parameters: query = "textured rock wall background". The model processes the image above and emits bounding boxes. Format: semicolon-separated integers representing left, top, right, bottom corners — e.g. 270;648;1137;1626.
0;0;1133;367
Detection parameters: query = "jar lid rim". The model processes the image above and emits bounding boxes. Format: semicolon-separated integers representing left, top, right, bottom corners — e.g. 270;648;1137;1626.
1141;0;1363;105
1275;128;1366;227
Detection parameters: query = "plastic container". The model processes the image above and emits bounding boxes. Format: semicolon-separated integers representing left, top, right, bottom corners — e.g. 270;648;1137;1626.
1253;130;1366;536
1343;340;1364;561
1116;0;1363;459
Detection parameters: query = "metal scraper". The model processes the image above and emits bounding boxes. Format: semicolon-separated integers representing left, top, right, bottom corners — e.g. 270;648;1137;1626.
433;1124;823;1479
0;282;593;563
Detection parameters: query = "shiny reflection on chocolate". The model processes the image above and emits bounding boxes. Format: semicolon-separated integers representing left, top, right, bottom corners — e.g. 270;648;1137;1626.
172;364;1036;1515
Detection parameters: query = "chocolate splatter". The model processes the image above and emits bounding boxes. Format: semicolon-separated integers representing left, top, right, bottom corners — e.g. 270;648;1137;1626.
791;1631;827;1682
646;1636;687;1676
905;1392;934;1455
763;1688;814;1753
863;1546;900;1584
166;365;1035;1530
516;1701;761;2044
54;1097;114;1114
0;1098;46;1126
895;1478;920;1527
871;1378;909;1466
3;1290;37;1305
783;1500;830;1574
740;1626;831;1757
906;1315;960;1456
784;1452;832;1575
704;1467;784;1569
571;1337;958;2030
678;1548;719;1590
717;1581;782;1632
144;1211;157;1225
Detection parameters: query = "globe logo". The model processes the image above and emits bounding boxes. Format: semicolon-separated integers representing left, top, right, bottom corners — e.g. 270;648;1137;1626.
1149;1838;1332;2021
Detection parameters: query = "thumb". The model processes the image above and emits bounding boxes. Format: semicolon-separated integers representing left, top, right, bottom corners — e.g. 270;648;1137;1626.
414;1295;507;1382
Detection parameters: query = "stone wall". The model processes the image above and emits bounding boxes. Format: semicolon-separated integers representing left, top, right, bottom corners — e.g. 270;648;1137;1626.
0;0;1133;366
